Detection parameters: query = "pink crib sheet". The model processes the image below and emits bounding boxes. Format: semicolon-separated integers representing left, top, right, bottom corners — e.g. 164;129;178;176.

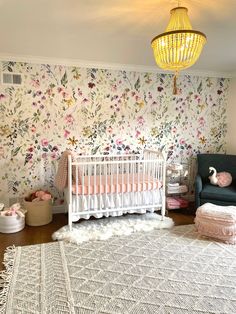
72;173;162;195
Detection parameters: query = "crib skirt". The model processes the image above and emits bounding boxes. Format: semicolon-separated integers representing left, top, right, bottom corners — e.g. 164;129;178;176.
65;189;162;221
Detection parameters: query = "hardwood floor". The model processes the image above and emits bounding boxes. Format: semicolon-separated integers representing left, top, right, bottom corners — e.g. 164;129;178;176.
0;211;195;271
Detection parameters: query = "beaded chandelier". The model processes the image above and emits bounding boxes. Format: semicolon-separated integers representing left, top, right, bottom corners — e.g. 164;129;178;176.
151;6;206;94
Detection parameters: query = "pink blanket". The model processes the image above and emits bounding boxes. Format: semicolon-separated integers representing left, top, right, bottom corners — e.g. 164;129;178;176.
54;150;79;191
166;197;189;209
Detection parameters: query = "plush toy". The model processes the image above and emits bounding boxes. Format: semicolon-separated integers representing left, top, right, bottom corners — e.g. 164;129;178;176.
0;203;27;217
208;167;232;187
32;190;52;202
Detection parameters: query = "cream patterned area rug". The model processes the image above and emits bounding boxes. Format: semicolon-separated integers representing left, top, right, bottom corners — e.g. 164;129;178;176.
52;213;174;244
1;225;236;313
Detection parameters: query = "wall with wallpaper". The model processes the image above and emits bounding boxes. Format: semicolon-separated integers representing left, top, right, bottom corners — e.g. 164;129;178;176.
226;78;236;154
0;61;229;205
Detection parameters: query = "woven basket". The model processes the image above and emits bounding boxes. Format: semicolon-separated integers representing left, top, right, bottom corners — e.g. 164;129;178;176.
24;199;52;226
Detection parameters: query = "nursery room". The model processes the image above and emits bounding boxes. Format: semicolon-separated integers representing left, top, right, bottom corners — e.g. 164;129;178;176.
0;0;236;313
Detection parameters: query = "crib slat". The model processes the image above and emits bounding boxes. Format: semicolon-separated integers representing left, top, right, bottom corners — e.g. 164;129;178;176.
121;161;124;207
99;162;102;212
75;164;79;213
105;163;108;210
88;163;91;212
68;155;73;229
115;163;118;208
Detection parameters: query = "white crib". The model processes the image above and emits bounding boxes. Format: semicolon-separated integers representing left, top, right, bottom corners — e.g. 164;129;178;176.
65;149;166;229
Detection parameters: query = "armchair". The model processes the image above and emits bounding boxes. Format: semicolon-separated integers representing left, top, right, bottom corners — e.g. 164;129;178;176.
195;154;236;209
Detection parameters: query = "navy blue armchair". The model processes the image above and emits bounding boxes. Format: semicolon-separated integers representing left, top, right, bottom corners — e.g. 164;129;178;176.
195;154;236;209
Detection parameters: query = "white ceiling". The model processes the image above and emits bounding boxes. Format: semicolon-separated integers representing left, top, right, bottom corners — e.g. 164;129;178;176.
0;0;235;76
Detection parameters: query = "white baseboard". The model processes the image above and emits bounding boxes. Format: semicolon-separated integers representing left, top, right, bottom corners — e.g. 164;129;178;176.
52;204;67;214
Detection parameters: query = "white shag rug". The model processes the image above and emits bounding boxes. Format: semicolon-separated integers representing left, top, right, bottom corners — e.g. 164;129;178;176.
52;213;174;244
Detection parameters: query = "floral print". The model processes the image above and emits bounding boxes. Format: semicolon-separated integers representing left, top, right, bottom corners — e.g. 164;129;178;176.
0;61;229;204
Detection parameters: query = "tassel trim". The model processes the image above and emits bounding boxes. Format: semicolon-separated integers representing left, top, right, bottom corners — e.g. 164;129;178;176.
173;71;179;95
0;246;16;313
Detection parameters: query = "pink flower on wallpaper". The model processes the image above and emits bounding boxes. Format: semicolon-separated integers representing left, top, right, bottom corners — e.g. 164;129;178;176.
179;138;185;145
51;152;57;160
0;93;6;100
172;127;177;133
198;117;205;127
116;138;123;145
111;84;117;92
64;130;70;138
31;79;40;88
137;116;145;126
41;138;49;147
31;125;36;133
197;130;201;138
107;126;113;134
65;114;74;124
135;130;141;138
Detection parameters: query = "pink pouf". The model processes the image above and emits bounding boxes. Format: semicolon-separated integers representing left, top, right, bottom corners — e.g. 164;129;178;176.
195;203;236;244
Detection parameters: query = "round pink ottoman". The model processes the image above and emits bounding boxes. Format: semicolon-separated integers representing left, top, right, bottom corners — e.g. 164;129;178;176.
195;203;236;244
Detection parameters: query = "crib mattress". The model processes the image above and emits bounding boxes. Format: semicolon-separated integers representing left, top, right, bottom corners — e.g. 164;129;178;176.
71;173;161;195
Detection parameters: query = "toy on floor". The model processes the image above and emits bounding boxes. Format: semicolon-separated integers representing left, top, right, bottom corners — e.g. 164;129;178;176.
208;166;232;187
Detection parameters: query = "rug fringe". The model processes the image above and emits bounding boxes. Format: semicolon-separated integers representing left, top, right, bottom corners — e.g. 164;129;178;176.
0;246;16;313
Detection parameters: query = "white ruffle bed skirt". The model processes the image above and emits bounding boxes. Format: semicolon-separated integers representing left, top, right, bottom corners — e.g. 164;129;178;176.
65;189;163;221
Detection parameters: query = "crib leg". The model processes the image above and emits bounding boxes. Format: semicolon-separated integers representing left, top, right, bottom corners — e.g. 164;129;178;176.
161;198;166;221
161;209;165;221
68;219;73;231
68;204;73;231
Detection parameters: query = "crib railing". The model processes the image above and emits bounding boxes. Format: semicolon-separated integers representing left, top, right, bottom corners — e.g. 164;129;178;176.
67;149;166;228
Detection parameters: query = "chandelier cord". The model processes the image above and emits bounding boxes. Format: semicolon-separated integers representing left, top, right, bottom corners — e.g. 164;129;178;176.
173;71;179;95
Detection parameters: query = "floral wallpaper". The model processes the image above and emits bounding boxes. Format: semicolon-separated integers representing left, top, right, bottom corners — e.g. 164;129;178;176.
0;61;229;205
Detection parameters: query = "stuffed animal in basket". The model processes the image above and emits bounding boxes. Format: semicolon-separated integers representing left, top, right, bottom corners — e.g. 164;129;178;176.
32;190;52;202
208;167;232;187
0;203;27;217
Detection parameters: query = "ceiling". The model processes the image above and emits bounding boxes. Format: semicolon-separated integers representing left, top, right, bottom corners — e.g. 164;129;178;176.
0;0;235;76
